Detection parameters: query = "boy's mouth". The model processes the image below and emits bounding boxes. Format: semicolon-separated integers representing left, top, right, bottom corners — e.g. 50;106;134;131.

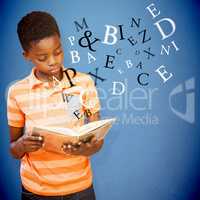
49;66;61;74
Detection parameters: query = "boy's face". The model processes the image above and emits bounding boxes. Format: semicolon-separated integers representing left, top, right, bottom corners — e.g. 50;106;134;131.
23;34;64;76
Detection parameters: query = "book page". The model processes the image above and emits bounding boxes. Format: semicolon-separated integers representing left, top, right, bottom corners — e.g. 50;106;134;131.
34;126;79;136
77;118;116;136
33;118;116;138
79;123;113;141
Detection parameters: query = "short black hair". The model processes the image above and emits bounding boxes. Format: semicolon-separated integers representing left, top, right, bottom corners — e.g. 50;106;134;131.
17;11;60;51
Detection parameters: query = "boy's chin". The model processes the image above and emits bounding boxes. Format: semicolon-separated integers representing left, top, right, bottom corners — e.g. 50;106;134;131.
49;67;62;76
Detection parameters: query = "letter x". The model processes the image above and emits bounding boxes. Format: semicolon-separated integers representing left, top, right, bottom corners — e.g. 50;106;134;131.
143;47;155;60
88;68;106;86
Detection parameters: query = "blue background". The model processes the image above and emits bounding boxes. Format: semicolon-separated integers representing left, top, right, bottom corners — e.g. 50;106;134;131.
1;0;200;199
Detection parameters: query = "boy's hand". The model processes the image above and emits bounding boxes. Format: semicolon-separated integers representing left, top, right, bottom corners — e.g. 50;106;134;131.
62;136;104;156
18;134;44;153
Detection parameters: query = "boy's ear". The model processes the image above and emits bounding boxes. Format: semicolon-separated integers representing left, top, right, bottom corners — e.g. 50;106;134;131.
23;51;31;61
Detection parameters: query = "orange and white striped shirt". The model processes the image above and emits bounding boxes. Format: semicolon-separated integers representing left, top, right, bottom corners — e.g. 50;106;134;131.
7;66;101;196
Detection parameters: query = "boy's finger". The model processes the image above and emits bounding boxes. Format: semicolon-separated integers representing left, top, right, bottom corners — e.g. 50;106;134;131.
29;144;43;148
72;147;78;151
28;146;42;152
91;136;97;144
85;142;92;148
71;141;82;149
62;144;73;153
29;141;44;147
27;135;43;141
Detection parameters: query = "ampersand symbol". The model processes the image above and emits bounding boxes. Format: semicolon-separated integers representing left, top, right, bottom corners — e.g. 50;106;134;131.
78;30;100;52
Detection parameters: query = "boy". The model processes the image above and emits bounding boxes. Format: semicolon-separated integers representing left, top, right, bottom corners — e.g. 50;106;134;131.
7;11;103;200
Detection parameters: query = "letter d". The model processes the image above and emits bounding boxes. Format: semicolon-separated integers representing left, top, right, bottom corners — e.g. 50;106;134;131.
112;81;125;95
154;18;176;40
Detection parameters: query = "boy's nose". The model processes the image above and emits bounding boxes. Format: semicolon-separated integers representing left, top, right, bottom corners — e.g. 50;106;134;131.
48;55;56;66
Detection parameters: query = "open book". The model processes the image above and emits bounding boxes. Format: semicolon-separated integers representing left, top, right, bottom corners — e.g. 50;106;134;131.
32;118;116;154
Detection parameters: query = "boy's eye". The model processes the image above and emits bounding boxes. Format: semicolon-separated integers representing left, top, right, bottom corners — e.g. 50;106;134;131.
37;56;47;62
54;49;63;56
36;49;62;62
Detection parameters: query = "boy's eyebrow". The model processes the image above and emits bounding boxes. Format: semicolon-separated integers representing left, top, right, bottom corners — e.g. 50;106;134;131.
35;44;62;56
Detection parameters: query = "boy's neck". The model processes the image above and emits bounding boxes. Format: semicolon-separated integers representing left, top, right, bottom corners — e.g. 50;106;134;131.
35;68;63;82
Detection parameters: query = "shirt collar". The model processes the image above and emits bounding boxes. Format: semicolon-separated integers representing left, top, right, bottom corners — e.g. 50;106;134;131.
28;65;71;91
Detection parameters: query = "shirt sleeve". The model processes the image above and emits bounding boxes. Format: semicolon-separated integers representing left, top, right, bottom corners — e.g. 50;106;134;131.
82;75;101;115
7;86;25;128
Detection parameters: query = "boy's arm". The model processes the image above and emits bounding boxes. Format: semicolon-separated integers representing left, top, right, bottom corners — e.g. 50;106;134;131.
9;126;25;159
9;126;44;159
7;86;44;159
